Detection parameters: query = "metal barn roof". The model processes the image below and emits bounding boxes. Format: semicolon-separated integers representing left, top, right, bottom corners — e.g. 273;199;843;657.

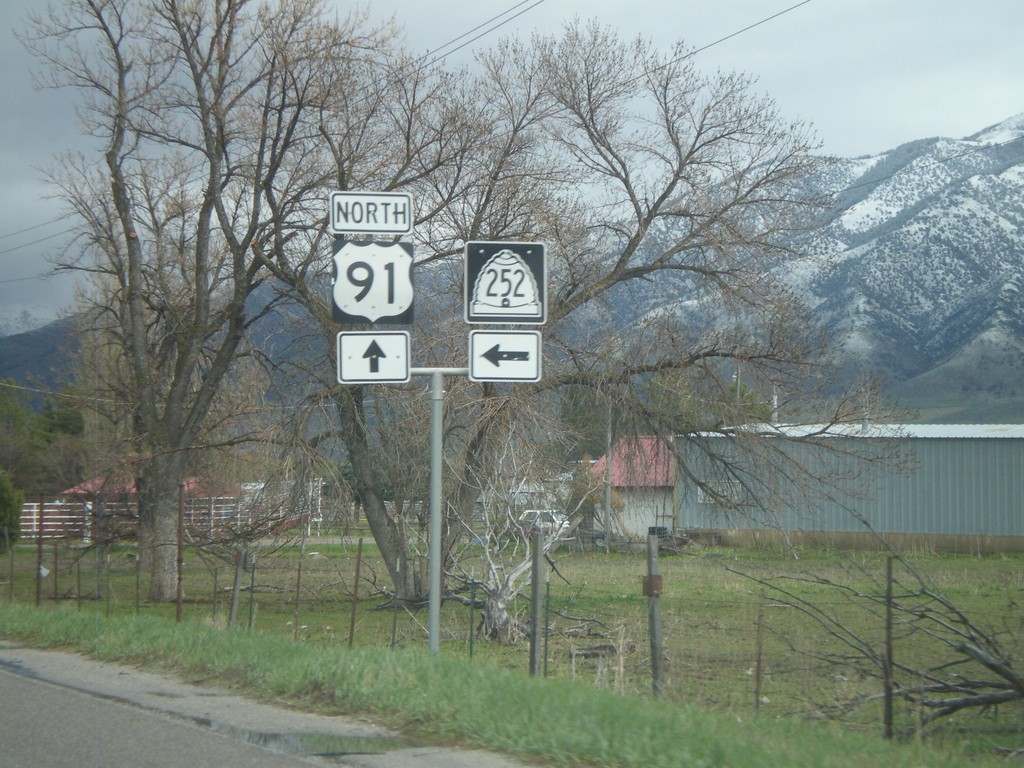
895;424;1024;439
698;424;1024;440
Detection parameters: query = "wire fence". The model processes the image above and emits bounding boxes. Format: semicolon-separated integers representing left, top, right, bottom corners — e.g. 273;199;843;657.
3;530;1022;744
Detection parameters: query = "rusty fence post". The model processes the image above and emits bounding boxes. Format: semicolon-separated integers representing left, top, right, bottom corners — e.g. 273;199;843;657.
645;534;665;698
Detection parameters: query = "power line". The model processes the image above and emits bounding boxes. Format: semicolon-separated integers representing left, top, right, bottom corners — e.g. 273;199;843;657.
414;0;543;65
418;0;547;71
688;1;813;61
0;274;55;284
0;219;61;241
624;0;814;89
0;230;67;257
604;0;1022;199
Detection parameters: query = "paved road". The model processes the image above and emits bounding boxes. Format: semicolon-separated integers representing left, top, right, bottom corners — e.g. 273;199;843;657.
0;643;531;768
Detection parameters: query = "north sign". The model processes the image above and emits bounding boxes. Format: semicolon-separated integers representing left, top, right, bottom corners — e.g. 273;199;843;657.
337;331;410;384
469;330;542;382
331;239;414;324
329;191;413;235
465;241;546;324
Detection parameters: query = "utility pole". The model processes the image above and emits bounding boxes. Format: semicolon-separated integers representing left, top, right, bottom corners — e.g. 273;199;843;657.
604;403;612;554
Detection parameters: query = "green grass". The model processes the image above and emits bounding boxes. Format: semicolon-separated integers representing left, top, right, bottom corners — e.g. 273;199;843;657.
3;539;1022;762
0;602;1007;768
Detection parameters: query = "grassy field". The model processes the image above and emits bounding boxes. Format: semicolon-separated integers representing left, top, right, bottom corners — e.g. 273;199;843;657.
2;534;1022;764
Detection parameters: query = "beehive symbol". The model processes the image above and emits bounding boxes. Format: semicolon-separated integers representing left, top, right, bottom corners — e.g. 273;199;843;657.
469;249;541;320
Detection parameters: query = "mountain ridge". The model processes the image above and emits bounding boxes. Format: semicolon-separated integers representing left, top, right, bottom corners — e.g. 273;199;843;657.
3;114;1024;421
797;113;1024;419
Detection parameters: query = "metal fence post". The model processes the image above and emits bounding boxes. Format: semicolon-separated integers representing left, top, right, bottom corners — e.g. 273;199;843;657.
6;526;13;604
529;529;544;676
348;537;364;648
35;496;44;606
176;481;185;623
754;592;765;713
884;556;895;739
645;534;665;698
247;551;257;630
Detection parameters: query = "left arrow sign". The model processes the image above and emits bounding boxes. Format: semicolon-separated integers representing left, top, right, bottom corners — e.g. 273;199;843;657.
469;331;541;382
482;345;530;367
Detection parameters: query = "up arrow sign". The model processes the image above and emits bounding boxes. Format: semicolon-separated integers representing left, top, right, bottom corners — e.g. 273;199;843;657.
337;331;410;384
469;331;541;382
363;340;386;373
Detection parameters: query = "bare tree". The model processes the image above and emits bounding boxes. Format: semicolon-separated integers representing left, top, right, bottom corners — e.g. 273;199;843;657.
22;0;393;600
729;551;1023;733
29;4;889;616
442;22;882;593
446;432;597;643
261;20;888;625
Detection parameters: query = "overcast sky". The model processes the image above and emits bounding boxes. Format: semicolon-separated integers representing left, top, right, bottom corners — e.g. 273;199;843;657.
1;0;1022;322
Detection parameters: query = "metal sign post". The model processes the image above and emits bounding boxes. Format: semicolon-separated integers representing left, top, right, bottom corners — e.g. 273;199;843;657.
411;366;468;653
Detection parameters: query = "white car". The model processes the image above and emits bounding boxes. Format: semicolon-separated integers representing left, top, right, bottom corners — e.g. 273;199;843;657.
518;509;570;538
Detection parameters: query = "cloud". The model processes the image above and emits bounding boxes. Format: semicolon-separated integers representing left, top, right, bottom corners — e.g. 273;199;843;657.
2;0;1022;323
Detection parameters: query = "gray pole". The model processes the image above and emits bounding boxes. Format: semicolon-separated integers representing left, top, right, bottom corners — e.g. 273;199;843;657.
604;404;612;554
411;367;468;655
176;482;185;623
429;370;444;653
529;528;544;676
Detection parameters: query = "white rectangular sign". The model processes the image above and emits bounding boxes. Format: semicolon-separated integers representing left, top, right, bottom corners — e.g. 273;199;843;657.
329;191;413;235
469;331;541;382
337;331;410;384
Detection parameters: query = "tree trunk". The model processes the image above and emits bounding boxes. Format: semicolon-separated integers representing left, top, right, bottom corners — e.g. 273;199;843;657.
334;388;423;600
362;494;420;599
137;454;185;602
482;588;526;644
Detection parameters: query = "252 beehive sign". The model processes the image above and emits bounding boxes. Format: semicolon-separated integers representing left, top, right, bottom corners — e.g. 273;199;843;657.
464;241;546;325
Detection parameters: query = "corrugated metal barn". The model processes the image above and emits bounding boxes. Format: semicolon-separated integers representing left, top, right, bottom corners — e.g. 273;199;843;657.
675;425;1024;545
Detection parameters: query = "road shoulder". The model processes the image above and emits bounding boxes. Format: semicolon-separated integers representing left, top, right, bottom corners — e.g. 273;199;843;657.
0;641;532;768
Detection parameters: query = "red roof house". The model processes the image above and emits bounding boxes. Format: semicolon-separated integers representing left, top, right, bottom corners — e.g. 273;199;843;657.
591;436;677;539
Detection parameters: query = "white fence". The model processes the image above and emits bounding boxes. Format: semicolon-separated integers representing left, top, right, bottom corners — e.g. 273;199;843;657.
18;483;325;543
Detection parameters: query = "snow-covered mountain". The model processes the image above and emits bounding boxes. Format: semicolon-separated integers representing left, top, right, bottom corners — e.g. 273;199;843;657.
794;113;1024;420
0;307;53;338
4;114;1024;421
